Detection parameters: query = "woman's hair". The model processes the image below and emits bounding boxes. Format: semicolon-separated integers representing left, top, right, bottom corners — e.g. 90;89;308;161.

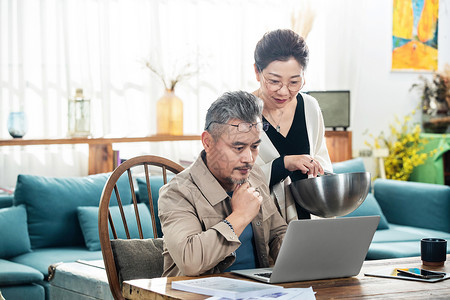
205;91;263;140
254;29;309;72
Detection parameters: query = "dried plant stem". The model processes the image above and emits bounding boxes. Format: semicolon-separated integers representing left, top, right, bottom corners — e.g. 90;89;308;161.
291;0;316;39
145;62;168;90
145;60;198;91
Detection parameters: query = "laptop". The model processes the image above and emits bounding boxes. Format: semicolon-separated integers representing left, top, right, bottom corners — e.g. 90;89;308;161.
232;216;379;283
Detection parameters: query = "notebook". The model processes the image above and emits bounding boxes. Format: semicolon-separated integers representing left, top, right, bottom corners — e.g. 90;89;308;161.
232;216;379;283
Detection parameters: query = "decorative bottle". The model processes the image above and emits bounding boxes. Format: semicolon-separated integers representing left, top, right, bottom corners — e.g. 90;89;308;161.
68;88;91;137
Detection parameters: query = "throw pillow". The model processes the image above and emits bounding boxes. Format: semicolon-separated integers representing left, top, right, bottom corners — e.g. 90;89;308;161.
111;238;164;281
13;173;132;249
343;193;389;230
136;176;173;238
0;205;31;258
78;203;154;251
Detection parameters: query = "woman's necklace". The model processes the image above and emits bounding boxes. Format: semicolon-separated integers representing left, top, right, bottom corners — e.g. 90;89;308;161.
258;89;285;133
265;109;284;133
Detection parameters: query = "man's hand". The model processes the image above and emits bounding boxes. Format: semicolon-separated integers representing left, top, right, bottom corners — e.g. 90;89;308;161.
284;155;324;177
225;182;262;236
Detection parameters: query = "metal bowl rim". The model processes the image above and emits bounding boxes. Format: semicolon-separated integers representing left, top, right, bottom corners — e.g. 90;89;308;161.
290;171;371;186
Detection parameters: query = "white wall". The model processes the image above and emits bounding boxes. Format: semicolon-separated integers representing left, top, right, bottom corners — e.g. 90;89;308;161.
308;0;450;155
1;0;449;187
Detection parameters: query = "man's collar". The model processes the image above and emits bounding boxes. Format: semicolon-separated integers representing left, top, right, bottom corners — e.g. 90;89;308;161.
190;151;229;206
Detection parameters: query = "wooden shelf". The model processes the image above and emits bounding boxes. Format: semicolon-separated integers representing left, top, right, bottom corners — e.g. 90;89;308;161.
0;135;201;146
0;135;201;174
1;132;351;174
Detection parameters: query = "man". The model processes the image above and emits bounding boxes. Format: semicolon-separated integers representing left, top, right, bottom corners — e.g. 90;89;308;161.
158;91;287;277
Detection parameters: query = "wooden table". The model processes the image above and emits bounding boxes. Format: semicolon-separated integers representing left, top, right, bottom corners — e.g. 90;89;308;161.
122;255;450;299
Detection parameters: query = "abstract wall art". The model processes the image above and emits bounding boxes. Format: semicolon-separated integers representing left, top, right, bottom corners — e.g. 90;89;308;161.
392;0;439;71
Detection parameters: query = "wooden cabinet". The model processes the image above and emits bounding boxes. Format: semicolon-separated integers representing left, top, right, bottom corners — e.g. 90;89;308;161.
0;135;201;175
325;131;352;162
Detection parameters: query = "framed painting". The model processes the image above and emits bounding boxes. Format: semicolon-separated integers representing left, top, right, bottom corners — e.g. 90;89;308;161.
392;0;439;72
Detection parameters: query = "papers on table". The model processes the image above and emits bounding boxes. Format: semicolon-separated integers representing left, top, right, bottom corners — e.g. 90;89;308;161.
206;286;316;300
172;277;283;299
171;276;315;300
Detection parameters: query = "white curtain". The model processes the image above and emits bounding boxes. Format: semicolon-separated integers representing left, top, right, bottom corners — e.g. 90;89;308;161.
1;0;371;188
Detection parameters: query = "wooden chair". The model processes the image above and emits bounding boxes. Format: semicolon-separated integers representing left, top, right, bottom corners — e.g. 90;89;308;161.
98;155;184;300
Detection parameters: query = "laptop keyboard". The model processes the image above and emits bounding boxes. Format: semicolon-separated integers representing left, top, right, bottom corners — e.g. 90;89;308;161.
255;272;272;278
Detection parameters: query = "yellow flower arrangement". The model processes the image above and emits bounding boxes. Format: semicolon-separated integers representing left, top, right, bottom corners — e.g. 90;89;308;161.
365;110;437;181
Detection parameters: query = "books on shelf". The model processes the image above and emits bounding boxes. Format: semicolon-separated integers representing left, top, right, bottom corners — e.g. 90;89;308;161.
171;276;283;299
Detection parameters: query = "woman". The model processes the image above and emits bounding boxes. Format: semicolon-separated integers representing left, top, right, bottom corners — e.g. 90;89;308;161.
252;29;332;223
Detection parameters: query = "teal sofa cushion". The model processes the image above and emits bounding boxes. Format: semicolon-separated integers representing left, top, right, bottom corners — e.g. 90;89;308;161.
342;193;389;230
374;179;450;233
0;284;45;300
0;259;43;285
371;224;450;243
137;176;173;237
77;203;154;251
368;241;423;260
14;173;133;249
0;205;31;258
368;240;450;260
10;247;103;278
332;157;366;174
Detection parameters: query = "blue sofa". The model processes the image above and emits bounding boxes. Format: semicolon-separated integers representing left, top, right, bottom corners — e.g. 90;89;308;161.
334;158;450;259
0;173;155;300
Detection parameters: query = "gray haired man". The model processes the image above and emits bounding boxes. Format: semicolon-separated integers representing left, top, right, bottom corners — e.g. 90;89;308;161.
159;91;287;276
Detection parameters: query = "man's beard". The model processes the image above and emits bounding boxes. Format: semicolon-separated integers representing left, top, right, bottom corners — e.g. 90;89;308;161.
225;163;252;185
226;177;248;185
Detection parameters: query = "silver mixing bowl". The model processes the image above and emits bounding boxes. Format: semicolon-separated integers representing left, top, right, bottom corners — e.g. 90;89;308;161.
289;172;371;218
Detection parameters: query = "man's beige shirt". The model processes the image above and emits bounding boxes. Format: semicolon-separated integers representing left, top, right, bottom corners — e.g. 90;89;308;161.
158;151;287;277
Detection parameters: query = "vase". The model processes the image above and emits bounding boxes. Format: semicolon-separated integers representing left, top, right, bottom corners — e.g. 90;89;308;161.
156;89;183;135
422;97;449;134
7;112;28;138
